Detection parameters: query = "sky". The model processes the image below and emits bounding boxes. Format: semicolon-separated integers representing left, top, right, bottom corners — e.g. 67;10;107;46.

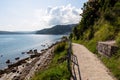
0;0;87;31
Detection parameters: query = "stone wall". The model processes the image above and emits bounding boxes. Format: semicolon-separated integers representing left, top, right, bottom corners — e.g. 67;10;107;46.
97;41;118;57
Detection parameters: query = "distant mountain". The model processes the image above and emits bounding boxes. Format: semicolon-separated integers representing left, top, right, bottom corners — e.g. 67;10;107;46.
0;31;35;34
0;24;76;35
0;31;19;34
36;24;76;35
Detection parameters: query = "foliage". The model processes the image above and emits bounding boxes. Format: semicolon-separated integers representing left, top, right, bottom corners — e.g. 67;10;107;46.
54;42;66;53
113;1;120;16
32;42;70;80
71;0;120;79
72;0;120;41
101;56;120;79
104;9;115;23
94;23;115;41
116;33;120;47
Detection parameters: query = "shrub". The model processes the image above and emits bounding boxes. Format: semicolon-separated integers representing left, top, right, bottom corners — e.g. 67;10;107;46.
113;2;120;16
54;42;66;53
104;10;115;23
83;28;94;40
94;23;115;41
116;33;120;47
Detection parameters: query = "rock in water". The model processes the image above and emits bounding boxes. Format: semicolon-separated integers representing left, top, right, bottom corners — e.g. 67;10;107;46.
6;59;10;64
15;57;20;60
21;52;25;54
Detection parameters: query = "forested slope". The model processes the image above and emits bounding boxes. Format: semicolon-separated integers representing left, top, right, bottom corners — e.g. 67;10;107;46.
72;0;120;42
71;0;120;79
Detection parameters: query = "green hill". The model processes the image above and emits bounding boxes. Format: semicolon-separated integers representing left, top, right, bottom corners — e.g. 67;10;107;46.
36;24;76;35
71;0;120;79
72;0;120;41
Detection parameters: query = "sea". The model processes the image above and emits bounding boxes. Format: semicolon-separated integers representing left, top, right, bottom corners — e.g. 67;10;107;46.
0;34;64;70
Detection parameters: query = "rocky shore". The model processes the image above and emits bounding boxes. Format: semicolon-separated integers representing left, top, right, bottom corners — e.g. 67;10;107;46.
0;40;63;80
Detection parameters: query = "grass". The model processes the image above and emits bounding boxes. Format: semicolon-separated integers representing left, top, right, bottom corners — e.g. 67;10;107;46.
32;42;70;80
101;56;120;79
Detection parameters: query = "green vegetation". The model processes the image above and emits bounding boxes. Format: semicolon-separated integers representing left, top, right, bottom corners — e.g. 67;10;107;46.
116;33;120;47
71;0;120;79
101;56;120;79
32;42;70;80
36;24;76;34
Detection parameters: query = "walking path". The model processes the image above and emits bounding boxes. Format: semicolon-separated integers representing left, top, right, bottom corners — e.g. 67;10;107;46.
72;43;116;80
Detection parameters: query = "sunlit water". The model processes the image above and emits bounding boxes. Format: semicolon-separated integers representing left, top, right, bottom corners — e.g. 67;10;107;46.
0;34;64;70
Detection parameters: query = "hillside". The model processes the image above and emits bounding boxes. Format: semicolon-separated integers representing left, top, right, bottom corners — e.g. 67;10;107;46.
0;31;34;34
0;31;19;34
71;0;120;51
0;24;76;35
71;0;120;79
36;24;76;34
72;0;120;41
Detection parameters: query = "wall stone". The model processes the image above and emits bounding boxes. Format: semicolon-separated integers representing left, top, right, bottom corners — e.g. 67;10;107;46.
97;41;118;57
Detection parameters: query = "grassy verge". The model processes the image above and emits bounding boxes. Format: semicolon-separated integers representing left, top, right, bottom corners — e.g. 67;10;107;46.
72;39;120;79
32;42;70;80
101;55;120;79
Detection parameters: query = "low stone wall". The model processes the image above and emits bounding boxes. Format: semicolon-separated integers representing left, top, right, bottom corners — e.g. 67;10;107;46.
97;41;119;57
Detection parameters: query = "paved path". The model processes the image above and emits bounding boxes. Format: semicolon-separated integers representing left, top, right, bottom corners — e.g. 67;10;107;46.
72;43;116;80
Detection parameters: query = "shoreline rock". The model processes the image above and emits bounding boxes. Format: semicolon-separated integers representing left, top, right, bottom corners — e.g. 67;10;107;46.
0;39;65;79
15;57;20;60
6;59;10;64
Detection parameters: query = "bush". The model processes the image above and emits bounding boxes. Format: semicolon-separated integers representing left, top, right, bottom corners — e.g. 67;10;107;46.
113;2;120;16
104;10;115;23
54;42;66;53
116;33;120;47
94;23;115;41
83;28;94;40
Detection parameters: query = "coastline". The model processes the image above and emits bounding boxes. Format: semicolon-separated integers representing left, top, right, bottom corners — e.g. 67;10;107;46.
0;40;64;80
0;34;64;70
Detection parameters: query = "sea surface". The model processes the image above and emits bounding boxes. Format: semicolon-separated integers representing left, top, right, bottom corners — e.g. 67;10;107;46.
0;34;64;70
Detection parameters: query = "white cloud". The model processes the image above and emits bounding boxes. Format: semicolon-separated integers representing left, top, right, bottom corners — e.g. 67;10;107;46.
0;4;82;31
34;4;82;29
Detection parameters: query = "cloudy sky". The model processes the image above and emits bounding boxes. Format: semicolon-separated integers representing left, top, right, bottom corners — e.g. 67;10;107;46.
0;0;87;31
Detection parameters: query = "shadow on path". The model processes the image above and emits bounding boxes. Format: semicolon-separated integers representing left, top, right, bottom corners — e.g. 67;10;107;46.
67;39;81;80
71;54;81;80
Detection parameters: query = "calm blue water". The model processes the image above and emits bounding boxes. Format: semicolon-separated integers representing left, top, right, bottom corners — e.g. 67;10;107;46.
0;34;64;69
